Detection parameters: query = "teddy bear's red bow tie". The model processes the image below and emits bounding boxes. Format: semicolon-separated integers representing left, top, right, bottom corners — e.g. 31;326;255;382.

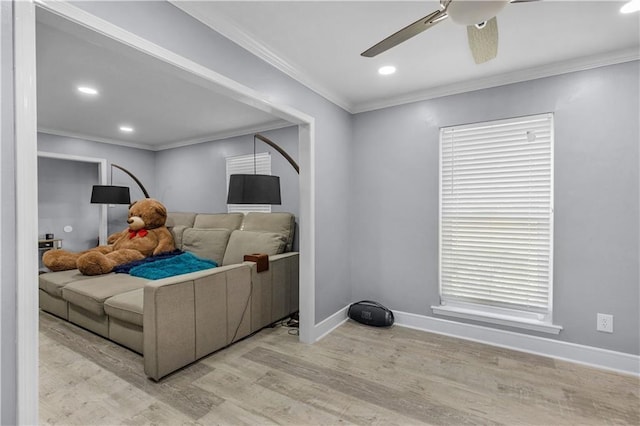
129;229;148;239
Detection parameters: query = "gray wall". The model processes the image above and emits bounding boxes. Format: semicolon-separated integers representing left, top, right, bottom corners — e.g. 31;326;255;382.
38;133;156;236
351;61;640;355
1;1;17;423
38;157;100;254
72;1;353;322
156;126;299;217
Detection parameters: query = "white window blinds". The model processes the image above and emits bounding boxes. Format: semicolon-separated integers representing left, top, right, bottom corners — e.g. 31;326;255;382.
226;152;272;214
439;113;554;315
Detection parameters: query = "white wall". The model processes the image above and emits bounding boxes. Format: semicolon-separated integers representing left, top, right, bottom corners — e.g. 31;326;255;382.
350;61;640;355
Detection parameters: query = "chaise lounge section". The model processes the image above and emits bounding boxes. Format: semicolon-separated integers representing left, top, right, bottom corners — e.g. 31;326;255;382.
39;212;299;380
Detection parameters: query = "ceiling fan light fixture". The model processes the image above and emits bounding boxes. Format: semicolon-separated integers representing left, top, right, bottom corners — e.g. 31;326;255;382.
621;0;640;14
447;0;509;25
467;17;499;64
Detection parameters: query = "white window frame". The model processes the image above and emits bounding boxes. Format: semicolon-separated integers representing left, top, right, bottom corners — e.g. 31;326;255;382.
226;152;272;214
432;113;562;334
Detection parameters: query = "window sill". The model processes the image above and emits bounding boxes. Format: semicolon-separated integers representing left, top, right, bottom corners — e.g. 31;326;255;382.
431;304;563;335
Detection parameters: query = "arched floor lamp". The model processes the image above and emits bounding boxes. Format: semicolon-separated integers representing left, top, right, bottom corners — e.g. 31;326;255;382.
227;133;299;205
90;163;150;204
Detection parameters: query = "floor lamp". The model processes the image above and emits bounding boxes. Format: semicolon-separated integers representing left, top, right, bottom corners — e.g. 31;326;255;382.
90;163;150;204
227;133;299;205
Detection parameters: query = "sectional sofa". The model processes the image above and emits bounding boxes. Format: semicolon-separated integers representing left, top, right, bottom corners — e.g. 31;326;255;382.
38;212;299;380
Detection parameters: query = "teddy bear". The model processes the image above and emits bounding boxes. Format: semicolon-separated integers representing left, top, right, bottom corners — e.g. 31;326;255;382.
43;198;175;276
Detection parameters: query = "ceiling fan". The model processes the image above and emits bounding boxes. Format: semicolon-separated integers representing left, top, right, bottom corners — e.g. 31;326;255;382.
361;0;538;64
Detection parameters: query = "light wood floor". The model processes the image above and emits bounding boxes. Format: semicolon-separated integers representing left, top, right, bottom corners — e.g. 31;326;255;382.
40;311;639;425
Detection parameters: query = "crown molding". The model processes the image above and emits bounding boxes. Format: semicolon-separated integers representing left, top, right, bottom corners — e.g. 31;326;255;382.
38;127;157;151
353;48;640;113
170;1;640;116
170;1;354;113
39;120;293;152
155;120;292;151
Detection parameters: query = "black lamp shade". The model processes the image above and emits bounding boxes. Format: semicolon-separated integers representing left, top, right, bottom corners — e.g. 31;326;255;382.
90;185;131;204
227;174;281;205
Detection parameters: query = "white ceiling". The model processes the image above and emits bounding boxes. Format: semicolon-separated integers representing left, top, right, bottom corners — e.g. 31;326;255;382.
37;2;639;150
175;0;640;113
36;8;290;151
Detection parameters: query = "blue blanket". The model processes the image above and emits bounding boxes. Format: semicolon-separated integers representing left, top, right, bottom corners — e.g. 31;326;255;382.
113;249;183;274
129;252;217;280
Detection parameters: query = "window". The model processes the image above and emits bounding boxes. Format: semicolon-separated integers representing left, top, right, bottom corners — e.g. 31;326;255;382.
433;113;561;334
226;152;272;214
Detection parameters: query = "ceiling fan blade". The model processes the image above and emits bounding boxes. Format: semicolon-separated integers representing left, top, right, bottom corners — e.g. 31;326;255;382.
467;17;499;64
361;9;448;57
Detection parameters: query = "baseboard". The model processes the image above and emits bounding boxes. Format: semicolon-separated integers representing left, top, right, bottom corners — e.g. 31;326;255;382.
310;306;639;376
393;310;640;377
312;305;349;342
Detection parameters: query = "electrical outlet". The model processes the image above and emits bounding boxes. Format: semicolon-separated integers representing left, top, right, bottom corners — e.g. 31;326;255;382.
597;313;613;333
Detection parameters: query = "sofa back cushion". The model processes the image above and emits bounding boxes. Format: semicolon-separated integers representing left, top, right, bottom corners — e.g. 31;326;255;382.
181;228;231;266
222;230;287;266
166;212;197;247
194;213;244;230
166;212;196;228
169;225;188;248
241;212;296;252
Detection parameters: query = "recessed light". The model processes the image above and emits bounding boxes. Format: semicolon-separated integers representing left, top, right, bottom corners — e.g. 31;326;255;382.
378;65;396;76
119;126;134;133
77;86;98;95
621;0;640;13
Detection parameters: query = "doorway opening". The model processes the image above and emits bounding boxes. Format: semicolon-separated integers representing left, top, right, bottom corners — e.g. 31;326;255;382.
14;2;316;422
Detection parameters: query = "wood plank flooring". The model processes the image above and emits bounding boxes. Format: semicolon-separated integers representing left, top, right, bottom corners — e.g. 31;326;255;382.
40;311;639;425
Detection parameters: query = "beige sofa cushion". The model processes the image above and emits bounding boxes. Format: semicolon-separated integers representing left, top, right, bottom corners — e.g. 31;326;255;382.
169;225;188;248
242;212;296;252
104;288;143;326
167;212;197;247
166;212;196;228
222;230;287;266
39;269;93;298
182;228;231;265
62;274;148;317
194;213;244;230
